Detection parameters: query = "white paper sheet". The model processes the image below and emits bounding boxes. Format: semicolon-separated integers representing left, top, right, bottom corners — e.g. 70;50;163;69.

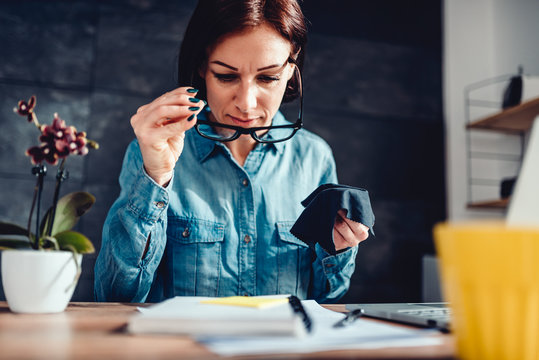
196;300;443;356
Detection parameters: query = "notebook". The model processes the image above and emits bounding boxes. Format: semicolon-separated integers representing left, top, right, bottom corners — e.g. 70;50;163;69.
345;302;451;332
127;295;311;337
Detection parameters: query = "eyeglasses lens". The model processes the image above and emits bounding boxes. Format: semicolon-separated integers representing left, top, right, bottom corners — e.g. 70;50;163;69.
253;127;296;142
196;123;297;143
195;123;237;141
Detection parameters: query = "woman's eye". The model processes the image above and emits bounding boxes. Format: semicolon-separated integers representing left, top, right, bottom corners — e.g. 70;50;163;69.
258;75;280;83
212;72;280;84
214;73;238;82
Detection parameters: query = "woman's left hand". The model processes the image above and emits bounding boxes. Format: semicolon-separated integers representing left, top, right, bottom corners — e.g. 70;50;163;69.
333;209;370;251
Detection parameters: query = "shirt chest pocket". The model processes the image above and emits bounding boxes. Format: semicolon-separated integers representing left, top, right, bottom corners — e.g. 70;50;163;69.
276;221;312;297
167;217;225;297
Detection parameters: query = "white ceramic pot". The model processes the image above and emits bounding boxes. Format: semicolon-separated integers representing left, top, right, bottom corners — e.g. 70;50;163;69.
1;250;82;313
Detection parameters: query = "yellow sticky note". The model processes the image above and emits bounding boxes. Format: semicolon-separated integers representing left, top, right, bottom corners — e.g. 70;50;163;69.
200;296;289;309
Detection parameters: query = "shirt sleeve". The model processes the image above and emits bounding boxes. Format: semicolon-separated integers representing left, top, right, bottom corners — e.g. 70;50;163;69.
94;140;171;302
311;243;358;303
308;146;359;303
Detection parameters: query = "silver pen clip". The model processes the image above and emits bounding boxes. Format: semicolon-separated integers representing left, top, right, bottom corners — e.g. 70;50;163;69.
333;308;364;328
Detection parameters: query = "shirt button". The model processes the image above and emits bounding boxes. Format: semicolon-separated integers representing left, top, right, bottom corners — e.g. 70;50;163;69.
154;201;165;209
182;228;190;238
244;235;251;244
242;178;249;187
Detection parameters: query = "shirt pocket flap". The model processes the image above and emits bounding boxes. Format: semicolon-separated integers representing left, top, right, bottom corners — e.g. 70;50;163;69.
276;221;308;248
169;217;225;244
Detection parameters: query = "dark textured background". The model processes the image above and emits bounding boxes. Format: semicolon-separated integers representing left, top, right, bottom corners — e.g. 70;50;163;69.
0;0;445;303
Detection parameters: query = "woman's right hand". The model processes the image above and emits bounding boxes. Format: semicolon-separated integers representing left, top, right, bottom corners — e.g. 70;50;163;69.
130;87;205;186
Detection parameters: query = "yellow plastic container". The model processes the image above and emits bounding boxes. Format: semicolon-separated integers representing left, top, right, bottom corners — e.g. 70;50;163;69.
434;222;539;360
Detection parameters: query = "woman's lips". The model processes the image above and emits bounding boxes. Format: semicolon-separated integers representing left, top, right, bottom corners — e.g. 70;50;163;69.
228;115;260;126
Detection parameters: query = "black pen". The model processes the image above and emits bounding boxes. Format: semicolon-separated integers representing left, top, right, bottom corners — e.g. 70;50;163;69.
333;308;364;328
288;295;312;333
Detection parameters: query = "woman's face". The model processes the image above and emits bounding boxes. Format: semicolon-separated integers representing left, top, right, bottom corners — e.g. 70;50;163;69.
202;23;295;130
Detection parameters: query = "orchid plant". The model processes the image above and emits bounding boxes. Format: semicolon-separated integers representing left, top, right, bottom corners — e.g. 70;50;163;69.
0;96;98;255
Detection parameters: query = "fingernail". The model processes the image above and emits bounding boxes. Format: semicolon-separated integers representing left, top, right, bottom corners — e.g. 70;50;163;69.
187;88;199;93
188;106;200;111
188;97;199;103
188;114;195;121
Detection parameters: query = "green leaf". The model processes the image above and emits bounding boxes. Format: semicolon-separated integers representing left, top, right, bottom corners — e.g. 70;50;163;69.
0;222;29;236
0;237;32;250
55;230;95;254
40;192;95;236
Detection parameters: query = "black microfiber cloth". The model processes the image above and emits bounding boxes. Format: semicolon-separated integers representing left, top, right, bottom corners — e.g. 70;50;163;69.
290;183;375;255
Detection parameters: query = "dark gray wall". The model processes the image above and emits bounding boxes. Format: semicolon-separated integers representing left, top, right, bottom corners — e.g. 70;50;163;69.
0;0;445;303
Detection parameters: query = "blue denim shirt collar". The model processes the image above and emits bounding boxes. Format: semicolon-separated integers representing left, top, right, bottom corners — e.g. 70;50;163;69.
193;108;288;163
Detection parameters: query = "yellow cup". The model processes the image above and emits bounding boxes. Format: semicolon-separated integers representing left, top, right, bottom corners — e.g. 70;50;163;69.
434;222;539;360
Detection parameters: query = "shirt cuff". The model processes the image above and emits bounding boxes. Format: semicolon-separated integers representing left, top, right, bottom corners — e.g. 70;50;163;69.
126;166;172;223
315;242;358;275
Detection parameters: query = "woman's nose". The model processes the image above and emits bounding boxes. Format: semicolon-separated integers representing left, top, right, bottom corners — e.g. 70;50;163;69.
234;82;257;113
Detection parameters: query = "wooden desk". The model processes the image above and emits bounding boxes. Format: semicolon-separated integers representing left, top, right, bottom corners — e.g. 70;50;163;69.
0;302;454;359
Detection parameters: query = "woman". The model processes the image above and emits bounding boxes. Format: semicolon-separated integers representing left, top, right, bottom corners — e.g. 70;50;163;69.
94;0;370;303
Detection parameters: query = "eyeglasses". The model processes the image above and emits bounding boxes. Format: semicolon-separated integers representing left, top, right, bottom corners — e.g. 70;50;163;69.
194;63;303;144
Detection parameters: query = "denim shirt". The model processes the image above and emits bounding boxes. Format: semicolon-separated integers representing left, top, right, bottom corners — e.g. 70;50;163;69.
94;111;359;303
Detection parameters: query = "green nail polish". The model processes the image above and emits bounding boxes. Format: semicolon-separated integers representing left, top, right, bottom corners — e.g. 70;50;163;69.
188;114;195;121
187;88;199;93
188;106;200;111
188;97;199;103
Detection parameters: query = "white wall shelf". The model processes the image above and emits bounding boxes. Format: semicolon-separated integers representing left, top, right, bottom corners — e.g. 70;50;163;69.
466;96;539;209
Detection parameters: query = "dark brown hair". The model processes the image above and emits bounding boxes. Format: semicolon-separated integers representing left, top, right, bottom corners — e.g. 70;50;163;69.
177;0;307;102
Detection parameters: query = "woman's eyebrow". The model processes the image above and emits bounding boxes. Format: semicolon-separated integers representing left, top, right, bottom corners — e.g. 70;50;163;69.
210;61;238;71
210;60;288;72
257;63;285;71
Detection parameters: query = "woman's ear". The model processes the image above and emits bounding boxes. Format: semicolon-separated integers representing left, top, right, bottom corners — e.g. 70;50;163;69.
286;62;297;81
287;50;300;80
